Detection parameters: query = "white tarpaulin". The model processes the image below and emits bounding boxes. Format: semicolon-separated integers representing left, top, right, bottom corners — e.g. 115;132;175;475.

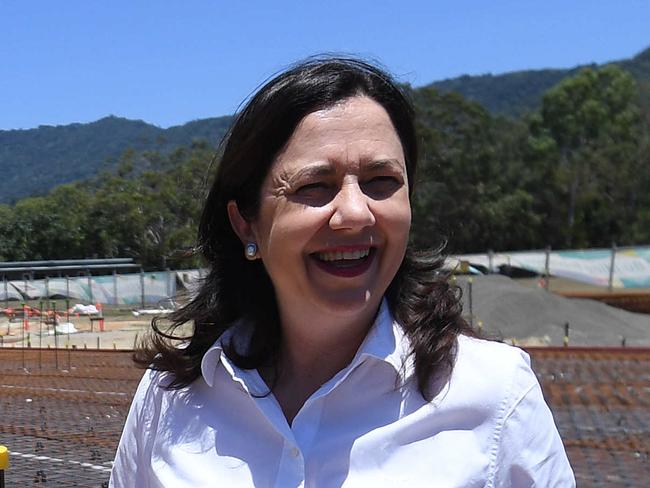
1;282;23;301
459;246;650;288
3;271;177;305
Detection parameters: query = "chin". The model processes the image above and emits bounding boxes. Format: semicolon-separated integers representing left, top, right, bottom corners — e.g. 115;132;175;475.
311;287;384;318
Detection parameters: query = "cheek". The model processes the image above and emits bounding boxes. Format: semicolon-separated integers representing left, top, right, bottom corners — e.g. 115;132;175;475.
383;195;412;238
258;205;331;256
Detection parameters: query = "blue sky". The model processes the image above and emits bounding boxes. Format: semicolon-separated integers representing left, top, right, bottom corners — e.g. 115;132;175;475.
2;0;649;130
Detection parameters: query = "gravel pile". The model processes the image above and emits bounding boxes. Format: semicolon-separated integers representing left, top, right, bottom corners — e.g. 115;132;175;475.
455;275;650;347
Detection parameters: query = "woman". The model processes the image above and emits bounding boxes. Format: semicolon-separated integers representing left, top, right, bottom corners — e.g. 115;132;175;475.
110;57;575;487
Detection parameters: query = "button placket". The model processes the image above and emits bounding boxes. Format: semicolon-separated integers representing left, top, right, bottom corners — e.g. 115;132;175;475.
273;439;305;488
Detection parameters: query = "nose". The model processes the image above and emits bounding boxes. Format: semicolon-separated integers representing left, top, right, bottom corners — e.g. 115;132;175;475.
329;182;376;231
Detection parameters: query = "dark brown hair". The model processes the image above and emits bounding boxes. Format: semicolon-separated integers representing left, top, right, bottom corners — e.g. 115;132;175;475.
135;56;473;399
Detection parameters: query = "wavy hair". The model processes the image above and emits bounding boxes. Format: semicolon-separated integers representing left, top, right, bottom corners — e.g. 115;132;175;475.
134;56;474;399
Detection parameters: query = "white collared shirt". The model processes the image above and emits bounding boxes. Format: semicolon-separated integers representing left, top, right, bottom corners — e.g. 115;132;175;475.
110;301;575;487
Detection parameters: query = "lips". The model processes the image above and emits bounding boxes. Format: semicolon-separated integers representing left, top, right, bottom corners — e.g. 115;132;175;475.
311;246;375;277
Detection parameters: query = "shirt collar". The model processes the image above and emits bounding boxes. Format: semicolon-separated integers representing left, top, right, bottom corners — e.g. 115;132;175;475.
352;298;412;376
200;298;412;388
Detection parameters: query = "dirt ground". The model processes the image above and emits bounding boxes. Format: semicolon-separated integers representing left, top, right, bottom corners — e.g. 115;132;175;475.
0;308;162;350
2;274;649;350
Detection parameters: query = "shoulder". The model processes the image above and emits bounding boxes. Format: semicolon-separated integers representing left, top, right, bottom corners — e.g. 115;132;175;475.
127;368;185;426
452;335;535;392
450;337;575;485
431;335;539;419
456;335;530;366
133;368;172;402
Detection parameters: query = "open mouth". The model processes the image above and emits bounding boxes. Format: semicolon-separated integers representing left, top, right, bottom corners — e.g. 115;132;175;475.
311;247;375;277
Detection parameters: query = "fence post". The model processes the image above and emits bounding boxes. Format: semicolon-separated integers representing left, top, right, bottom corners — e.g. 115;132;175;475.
608;243;617;292
140;268;145;309
166;269;172;301
39;301;43;369
563;322;569;347
53;302;59;369
23;274;28;303
87;270;93;304
468;278;474;329
544;246;551;291
113;268;118;306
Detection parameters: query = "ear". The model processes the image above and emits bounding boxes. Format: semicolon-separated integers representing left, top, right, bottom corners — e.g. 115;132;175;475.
227;200;256;244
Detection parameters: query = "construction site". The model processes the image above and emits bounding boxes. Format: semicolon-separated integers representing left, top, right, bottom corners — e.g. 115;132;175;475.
1;257;650;486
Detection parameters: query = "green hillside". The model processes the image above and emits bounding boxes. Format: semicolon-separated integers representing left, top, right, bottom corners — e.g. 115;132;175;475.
430;46;650;118
1;60;648;265
0;115;231;203
1;45;648;205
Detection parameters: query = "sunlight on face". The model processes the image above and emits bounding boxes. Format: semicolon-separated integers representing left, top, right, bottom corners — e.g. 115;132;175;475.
250;96;411;323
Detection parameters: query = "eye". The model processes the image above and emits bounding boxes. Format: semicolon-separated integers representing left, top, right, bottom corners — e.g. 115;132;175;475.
292;181;336;206
362;176;402;197
295;182;330;194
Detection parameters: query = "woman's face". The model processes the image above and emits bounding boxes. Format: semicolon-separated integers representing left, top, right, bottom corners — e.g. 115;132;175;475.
232;96;411;322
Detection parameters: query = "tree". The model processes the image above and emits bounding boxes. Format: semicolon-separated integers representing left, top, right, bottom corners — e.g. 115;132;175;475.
410;87;542;253
531;65;641;247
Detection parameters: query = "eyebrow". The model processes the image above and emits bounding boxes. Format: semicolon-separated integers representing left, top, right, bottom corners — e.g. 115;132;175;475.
363;158;404;172
280;158;405;185
281;163;336;184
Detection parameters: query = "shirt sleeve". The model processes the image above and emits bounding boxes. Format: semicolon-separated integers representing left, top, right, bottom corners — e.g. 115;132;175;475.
490;351;576;488
109;369;158;488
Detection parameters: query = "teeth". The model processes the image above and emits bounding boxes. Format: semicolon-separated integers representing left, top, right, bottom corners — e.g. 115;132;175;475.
318;248;370;262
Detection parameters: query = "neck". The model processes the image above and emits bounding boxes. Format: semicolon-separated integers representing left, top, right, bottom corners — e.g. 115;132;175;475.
264;300;380;423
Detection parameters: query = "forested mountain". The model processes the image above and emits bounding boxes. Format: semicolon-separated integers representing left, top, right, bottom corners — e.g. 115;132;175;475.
430;46;650;117
0;115;232;203
2;47;648;204
1;46;649;265
1;60;649;266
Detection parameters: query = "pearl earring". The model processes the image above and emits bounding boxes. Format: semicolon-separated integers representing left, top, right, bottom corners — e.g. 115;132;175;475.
245;242;258;260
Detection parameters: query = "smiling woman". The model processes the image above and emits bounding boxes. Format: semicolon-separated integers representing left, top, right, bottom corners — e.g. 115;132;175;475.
110;57;575;487
227;96;411;340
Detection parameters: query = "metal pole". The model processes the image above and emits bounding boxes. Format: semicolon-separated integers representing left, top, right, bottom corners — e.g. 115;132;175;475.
113;268;118;306
487;250;494;274
166;269;172;301
2;276;7;308
468;278;474;329
66;299;71;370
608;243;617;292
53;302;58;369
65;275;70;303
87;270;93;304
140;268;145;309
544;246;551;291
38;301;43;370
564;322;569;347
21;303;25;369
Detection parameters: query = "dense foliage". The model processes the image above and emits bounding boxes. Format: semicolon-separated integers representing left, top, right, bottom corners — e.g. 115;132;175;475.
0;142;215;268
430;46;650;118
0;115;231;203
1;64;649;267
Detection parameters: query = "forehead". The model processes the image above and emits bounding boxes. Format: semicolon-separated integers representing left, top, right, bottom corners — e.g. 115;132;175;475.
272;96;405;172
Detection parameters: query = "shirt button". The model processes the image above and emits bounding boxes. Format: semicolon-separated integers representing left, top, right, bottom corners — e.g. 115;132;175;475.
291;447;300;458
